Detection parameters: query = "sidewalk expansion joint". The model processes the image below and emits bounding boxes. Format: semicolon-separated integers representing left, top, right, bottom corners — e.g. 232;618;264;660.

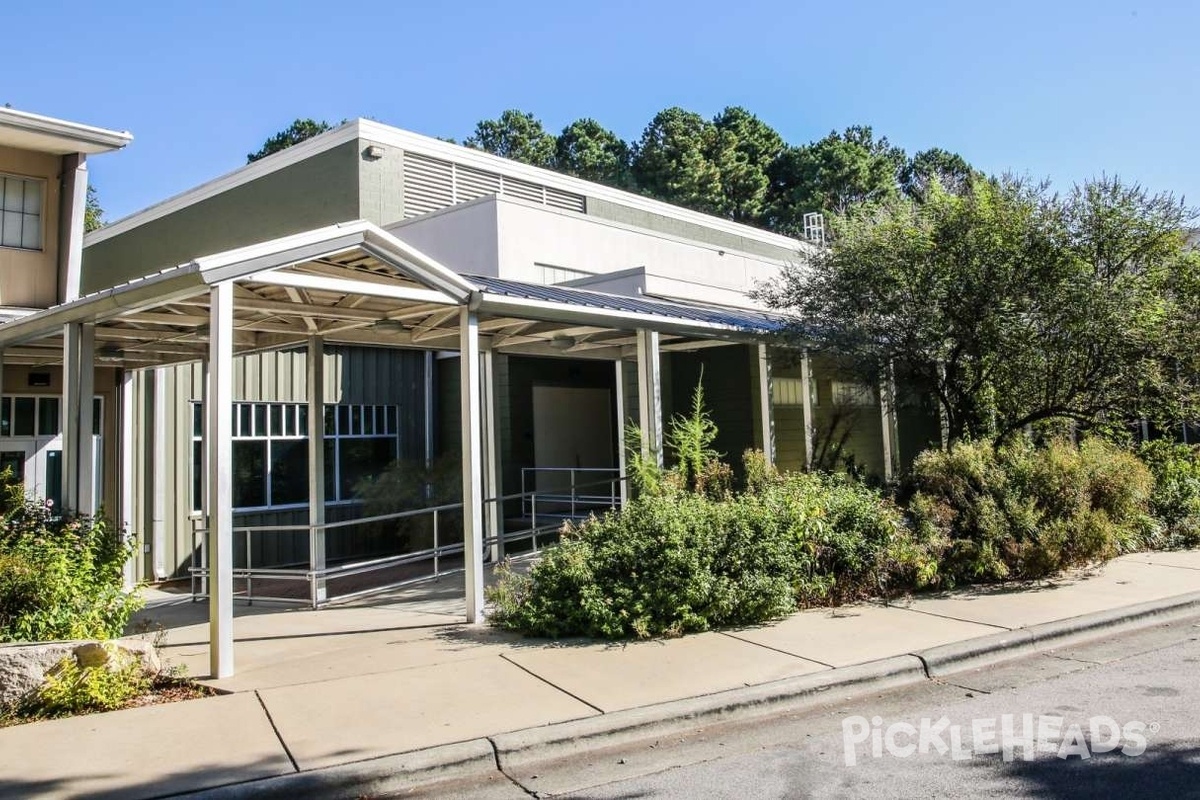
254;690;300;773
717;631;834;669
498;652;606;715
889;604;1013;631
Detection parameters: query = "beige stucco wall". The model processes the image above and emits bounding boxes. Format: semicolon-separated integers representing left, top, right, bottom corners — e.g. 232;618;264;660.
0;146;60;308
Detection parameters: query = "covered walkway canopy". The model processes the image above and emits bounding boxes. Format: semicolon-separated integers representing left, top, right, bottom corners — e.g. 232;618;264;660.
0;220;794;678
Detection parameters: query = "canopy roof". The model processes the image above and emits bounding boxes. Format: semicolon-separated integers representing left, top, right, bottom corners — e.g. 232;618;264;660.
0;221;793;368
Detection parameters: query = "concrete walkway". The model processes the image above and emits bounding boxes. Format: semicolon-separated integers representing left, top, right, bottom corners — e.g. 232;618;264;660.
1;550;1199;798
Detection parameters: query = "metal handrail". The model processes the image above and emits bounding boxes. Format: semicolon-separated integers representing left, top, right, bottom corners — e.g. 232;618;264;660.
190;471;629;608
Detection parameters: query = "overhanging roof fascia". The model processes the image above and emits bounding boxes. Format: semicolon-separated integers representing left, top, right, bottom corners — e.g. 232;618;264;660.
0;107;133;154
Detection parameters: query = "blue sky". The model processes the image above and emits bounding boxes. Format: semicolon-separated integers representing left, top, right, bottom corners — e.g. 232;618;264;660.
7;0;1198;223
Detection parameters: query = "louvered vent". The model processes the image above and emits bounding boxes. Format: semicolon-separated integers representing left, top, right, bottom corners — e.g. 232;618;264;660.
402;151;588;218
456;164;502;202
403;153;454;218
502;176;545;203
546;187;586;213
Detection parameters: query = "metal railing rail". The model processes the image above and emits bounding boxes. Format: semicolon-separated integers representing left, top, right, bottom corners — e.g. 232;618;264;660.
189;471;628;608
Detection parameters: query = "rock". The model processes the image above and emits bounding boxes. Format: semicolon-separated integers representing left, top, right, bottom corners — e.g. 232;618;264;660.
0;638;161;707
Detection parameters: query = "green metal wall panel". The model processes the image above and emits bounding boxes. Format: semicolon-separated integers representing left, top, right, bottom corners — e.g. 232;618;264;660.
81;141;363;294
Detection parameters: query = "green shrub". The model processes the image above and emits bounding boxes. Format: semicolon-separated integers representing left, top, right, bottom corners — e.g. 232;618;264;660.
21;651;149;718
907;438;1154;585
0;476;141;643
487;456;936;639
1137;440;1200;548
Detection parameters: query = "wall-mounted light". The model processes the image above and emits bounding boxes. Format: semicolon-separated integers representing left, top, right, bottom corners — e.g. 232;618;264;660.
550;335;576;350
363;144;386;160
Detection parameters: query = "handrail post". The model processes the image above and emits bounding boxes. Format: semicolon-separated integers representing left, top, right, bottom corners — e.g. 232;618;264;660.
570;469;576;518
433;508;439;575
245;530;253;606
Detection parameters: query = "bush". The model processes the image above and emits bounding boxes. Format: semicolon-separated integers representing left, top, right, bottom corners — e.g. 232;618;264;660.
19;650;149;718
907;438;1154;585
488;454;936;639
1137;440;1200;548
0;476;141;643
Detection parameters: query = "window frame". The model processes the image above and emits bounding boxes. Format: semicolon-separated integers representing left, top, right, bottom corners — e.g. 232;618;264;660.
191;401;400;512
0;173;46;252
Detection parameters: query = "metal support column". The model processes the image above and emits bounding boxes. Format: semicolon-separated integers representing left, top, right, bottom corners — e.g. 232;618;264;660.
119;369;137;590
481;344;502;563
756;343;775;467
800;348;815;470
207;282;235;678
635;329;663;466
306;336;326;606
62;322;96;515
879;366;898;483
614;359;628;505
459;307;485;623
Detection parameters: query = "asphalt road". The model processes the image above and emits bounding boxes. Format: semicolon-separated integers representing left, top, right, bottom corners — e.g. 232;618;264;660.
423;615;1200;799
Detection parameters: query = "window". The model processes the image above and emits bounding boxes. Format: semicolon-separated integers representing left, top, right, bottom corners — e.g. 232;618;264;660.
831;381;877;407
191;402;399;511
773;377;818;408
0;395;67;437
0;175;44;251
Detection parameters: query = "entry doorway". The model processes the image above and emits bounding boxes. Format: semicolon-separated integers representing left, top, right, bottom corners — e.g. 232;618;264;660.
531;385;615;504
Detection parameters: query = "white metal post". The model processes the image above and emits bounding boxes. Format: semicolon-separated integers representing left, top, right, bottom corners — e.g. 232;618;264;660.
423;351;434;469
756;343;775;467
62;323;96;515
151;367;168;580
481;345;503;563
614;360;627;505
459;307;485;623
306;336;326;606
207;282;235;678
635;329;663;467
879;367;898;483
800;348;815;470
119;369;137;590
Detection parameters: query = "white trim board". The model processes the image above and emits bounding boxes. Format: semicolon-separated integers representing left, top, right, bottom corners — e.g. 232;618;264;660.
86;119;808;256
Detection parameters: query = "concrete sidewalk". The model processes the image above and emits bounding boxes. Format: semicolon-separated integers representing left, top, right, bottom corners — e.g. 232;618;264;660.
1;550;1199;798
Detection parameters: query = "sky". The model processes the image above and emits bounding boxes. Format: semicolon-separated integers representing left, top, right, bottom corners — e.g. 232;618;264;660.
6;0;1198;223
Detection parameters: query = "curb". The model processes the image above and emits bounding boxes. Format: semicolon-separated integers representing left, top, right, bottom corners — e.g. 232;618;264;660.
492;654;925;769
176;738;497;799
175;590;1200;799
915;589;1200;677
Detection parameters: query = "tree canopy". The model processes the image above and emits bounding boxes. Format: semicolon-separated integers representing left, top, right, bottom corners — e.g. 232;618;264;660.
555;118;631;186
247;119;334;163
756;176;1200;443
465;109;557;169
84;185;104;233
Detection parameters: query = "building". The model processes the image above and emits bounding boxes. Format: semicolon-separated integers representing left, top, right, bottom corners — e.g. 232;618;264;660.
0;118;939;677
0;107;130;516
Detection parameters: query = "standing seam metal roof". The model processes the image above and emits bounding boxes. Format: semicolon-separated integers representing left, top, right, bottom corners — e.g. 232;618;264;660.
467;275;789;333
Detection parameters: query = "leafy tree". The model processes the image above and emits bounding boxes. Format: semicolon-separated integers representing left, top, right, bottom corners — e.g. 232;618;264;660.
247;118;334;163
631;107;723;214
555;118;631;186
84;185;104;233
757;176;1200;444
465;109;557;168
766;126;906;232
899;147;977;200
709;107;784;223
